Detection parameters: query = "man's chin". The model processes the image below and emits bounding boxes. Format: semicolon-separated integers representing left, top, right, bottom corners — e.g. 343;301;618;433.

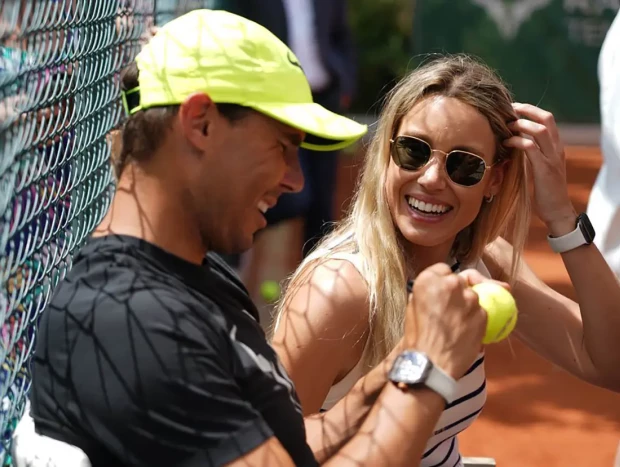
211;219;270;253
226;235;256;256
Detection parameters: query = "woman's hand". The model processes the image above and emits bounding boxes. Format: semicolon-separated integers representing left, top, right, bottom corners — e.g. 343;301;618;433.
504;103;577;237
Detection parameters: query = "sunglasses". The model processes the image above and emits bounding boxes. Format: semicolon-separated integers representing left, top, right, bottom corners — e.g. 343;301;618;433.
390;135;498;187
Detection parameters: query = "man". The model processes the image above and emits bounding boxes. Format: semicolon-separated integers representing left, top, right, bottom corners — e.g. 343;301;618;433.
228;0;356;259
28;10;488;466
586;10;620;275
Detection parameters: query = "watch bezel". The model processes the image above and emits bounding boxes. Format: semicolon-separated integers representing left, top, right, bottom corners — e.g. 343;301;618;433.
388;350;434;387
577;213;595;244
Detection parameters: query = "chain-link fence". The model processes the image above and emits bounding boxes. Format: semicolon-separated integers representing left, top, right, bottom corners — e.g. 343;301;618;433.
154;0;220;26
0;1;218;464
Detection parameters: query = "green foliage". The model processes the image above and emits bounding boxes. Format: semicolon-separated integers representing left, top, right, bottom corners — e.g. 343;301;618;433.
348;0;415;114
349;0;617;123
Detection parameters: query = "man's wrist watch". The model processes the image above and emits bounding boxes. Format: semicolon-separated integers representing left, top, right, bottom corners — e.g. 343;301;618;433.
388;350;457;403
547;212;596;254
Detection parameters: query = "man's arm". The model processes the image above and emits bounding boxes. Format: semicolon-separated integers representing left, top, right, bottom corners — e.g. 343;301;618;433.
225;340;410;466
304;341;405;463
224;436;295;467
225;384;444;467
323;385;444;466
238;265;487;466
272;259;490;463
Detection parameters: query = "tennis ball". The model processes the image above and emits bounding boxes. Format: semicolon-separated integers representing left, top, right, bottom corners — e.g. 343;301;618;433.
472;282;518;344
260;280;281;303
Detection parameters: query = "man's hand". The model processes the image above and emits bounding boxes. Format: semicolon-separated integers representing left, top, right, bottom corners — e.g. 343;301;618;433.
404;264;488;379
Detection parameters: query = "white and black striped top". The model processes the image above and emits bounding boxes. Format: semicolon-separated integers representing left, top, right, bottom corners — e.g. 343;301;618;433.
304;237;488;467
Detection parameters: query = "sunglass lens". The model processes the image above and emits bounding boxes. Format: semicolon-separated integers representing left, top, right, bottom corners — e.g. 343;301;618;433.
392;137;431;170
446;152;486;186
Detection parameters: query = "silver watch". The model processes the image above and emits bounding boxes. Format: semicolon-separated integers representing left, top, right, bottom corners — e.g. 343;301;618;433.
388;350;458;403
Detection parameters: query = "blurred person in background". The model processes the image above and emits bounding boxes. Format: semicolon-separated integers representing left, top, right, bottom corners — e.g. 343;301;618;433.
586;10;620;275
221;0;357;272
272;54;620;467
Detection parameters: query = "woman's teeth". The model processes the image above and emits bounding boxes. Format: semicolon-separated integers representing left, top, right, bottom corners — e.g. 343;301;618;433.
406;196;451;215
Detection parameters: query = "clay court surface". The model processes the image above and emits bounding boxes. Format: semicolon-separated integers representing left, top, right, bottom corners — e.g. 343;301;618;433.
456;146;620;466
248;144;620;466
460;147;620;467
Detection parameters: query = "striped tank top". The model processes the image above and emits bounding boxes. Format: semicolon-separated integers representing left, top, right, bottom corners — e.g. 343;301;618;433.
304;236;488;467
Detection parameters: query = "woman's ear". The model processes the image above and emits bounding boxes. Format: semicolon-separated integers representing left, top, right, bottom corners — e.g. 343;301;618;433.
486;159;510;198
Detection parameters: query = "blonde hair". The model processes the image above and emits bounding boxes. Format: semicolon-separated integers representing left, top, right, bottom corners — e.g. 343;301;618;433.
273;54;530;370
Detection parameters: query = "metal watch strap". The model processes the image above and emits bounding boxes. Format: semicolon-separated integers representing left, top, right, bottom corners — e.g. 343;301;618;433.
425;365;458;404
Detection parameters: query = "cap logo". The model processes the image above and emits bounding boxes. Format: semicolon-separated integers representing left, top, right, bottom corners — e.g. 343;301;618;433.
287;50;303;71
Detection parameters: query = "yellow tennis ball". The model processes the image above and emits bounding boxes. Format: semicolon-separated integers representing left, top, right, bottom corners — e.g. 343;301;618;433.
472;282;518;344
260;280;280;303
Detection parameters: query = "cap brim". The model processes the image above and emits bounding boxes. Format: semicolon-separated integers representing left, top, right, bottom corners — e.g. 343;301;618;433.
250;102;368;151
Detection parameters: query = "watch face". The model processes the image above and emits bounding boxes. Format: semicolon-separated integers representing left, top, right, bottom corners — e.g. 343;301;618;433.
578;213;595;244
391;351;432;385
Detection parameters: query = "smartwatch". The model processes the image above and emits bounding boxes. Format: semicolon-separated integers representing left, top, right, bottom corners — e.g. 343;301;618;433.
547;213;595;254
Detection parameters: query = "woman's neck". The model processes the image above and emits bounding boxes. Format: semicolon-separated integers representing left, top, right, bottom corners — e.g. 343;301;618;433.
402;236;457;279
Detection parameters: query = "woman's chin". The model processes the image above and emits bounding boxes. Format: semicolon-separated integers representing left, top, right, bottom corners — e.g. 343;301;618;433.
395;214;453;247
398;227;452;249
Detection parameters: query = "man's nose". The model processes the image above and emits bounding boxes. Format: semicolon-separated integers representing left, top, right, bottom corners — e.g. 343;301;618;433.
280;154;304;193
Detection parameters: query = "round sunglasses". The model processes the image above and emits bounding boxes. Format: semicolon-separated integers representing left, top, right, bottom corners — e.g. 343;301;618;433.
390;135;498;187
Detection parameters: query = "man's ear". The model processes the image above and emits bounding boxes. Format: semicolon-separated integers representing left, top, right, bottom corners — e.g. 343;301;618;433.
178;93;217;152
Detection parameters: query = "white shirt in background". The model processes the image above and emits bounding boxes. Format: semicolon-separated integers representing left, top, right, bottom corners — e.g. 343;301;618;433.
281;0;332;92
587;11;620;274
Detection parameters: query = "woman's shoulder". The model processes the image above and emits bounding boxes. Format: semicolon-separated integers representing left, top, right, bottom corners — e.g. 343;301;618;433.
271;256;370;384
288;255;370;314
300;231;369;291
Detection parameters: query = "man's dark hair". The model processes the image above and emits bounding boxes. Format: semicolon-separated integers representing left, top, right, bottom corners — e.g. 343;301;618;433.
113;62;251;176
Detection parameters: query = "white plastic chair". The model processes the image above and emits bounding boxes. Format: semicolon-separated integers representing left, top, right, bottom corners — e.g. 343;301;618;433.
463;458;497;466
11;401;92;467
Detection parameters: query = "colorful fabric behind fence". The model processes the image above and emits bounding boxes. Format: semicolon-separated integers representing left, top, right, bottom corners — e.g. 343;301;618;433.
0;1;215;464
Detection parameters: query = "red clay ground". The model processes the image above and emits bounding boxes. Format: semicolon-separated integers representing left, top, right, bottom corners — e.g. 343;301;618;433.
248;145;620;466
459;146;620;466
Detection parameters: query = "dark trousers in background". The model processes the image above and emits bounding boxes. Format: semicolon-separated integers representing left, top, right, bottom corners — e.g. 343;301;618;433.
221;84;341;269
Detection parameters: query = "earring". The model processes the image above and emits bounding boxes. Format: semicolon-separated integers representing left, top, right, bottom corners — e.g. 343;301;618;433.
485;194;495;203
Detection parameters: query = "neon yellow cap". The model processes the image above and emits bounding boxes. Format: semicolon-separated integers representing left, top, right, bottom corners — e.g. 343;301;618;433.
132;9;367;151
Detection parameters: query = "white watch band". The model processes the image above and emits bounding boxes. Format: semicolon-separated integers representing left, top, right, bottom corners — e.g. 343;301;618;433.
547;225;586;253
426;365;458;404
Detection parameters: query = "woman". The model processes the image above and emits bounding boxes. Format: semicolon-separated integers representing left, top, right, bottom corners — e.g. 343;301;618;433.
271;54;620;466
